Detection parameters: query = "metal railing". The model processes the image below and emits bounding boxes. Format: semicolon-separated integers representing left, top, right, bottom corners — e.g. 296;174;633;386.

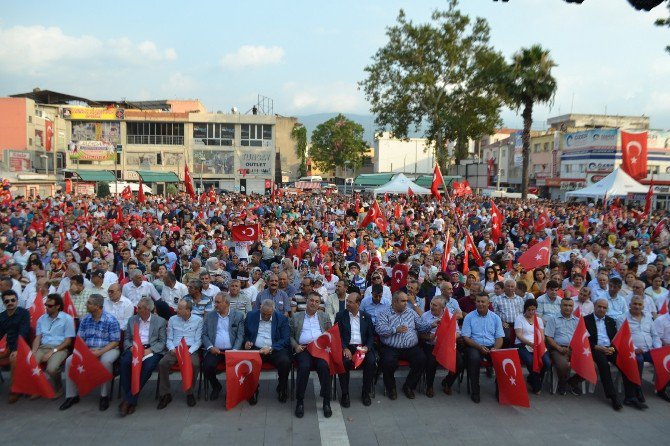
126;135;184;145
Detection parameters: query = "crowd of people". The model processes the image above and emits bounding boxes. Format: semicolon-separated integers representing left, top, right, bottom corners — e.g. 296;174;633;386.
1;188;670;418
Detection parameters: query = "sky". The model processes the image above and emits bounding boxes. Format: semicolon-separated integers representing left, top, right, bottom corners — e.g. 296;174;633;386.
1;0;669;130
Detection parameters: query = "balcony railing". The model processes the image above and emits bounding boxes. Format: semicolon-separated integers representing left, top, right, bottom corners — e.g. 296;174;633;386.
126;135;184;145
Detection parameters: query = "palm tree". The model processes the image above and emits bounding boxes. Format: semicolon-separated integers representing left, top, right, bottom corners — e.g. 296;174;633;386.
506;45;557;199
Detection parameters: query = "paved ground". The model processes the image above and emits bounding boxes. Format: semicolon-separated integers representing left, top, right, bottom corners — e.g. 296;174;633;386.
1;369;669;446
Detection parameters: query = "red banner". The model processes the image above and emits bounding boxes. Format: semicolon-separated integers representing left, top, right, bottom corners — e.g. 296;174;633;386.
231;223;261;242
621;131;648;180
45;119;53;151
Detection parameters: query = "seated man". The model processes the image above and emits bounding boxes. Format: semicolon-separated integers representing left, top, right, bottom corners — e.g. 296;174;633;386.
184;279;213;318
243;299;291;404
290;292;333;418
420;296;463;397
0;290;31;403
335;291;376;407
228;279;253;316
61;294;121;411
545;297;581;395
202;292;245;400
255;274;291;316
461;294;504;404
374;291;431;400
654;308;670;401
122;269;161;306
32;294;76;398
536;280;562;323
360;283;391;324
585;298;644;411
104;283;134;332
157;299;203;409
620;295;661;405
118;297;167;416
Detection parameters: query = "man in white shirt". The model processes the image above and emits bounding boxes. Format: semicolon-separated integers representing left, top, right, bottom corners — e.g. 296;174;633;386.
99;259;119;289
289;292;333;419
653;312;670;402
122;269;160;306
160;271;188;313
199;271;221;301
88;270;109;299
363;273;392;301
12;239;31;268
104;283;134;331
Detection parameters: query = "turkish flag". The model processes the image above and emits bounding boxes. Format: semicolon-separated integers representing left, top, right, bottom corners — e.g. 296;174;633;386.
394;203;401;219
532;316;547;373
0;335;7;355
611;319;641;385
621;131;648;180
465;231;483;266
653;218;668;239
461;180;473;196
57;228;65;253
517;237;551;271
45;119;53;151
137;178;146;203
407;187;415;197
534;212;550;233
360;201;387;233
131;322;143;395
658;300;668;315
121;186;132;200
384;192;389;203
642;180;654;219
306;325;345;375
490;348;530;408
231;223;261;242
569;316;597;384
184;163;196;199
352;348;366;369
431;164;445;199
390;263;409;293
62;291;78;319
68;336;113;396
354;198;360;214
339;237;348;254
11;337;55;399
650;345;670;392
452;181;463;197
175;337;194;392
433;311;457;373
29;290;45;330
225;350;262;410
490;200;503;244
573;305;582;318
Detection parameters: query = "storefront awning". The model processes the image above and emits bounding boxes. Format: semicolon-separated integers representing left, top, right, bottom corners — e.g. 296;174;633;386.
68;170;117;182
135;171;180;183
414;175;460;188
353;174;395;187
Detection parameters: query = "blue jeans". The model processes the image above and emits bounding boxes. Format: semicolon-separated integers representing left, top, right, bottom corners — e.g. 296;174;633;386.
119;349;163;405
517;346;551;393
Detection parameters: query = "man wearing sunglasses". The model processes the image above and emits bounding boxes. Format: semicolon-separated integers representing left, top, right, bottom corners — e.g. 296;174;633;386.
31;293;76;398
0;289;31;403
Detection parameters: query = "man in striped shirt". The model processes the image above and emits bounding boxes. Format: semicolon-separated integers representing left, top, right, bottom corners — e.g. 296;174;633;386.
374;291;432;400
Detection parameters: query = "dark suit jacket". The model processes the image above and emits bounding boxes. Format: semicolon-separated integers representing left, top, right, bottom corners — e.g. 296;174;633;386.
334;309;375;350
244;309;290;352
584;313;618;348
124;314;167;355
202;309;244;351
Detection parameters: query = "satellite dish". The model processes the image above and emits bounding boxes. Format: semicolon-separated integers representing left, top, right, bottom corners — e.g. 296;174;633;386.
231;107;238;114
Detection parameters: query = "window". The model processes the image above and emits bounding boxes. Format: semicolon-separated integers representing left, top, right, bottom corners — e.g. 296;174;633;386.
502;149;506;157
565;164;572;174
193;123;234;146
126;122;184;145
649;165;660;175
543;142;549;152
533;143;540;153
241;124;272;147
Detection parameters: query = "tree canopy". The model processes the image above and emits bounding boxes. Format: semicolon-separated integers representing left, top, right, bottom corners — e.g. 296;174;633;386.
309;114;368;173
360;0;508;169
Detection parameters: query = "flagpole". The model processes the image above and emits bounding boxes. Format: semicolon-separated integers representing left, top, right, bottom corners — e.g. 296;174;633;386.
648;174;654;226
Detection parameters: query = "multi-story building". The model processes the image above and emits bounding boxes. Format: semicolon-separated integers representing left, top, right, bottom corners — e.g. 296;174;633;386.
1;89;298;196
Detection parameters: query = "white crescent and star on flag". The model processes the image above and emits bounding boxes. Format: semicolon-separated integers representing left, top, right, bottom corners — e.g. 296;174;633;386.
502;358;517;386
234;360;254;385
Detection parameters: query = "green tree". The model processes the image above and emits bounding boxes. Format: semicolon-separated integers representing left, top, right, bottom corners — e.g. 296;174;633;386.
360;0;508;170
656;2;670;54
291;123;308;177
505;44;557;199
310;114;368;173
166;184;178;196
97;182;110;198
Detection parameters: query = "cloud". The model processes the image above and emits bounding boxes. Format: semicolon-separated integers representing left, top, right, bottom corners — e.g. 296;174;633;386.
283;81;365;113
162;72;197;95
220;45;284;70
0;25;177;75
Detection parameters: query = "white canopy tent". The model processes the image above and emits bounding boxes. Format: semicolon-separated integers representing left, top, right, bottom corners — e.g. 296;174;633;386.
373;173;432;196
565;168;649;199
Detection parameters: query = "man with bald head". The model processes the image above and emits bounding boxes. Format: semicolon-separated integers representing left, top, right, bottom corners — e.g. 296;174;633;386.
584;298;645;411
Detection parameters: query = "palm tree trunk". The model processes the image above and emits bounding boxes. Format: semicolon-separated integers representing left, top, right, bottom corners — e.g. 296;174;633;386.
521;100;533;199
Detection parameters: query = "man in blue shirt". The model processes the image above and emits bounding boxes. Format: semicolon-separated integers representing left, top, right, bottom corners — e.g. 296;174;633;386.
32;293;76;397
461;294;504;404
61;294;120;411
157;298;203;409
361;284;391;324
